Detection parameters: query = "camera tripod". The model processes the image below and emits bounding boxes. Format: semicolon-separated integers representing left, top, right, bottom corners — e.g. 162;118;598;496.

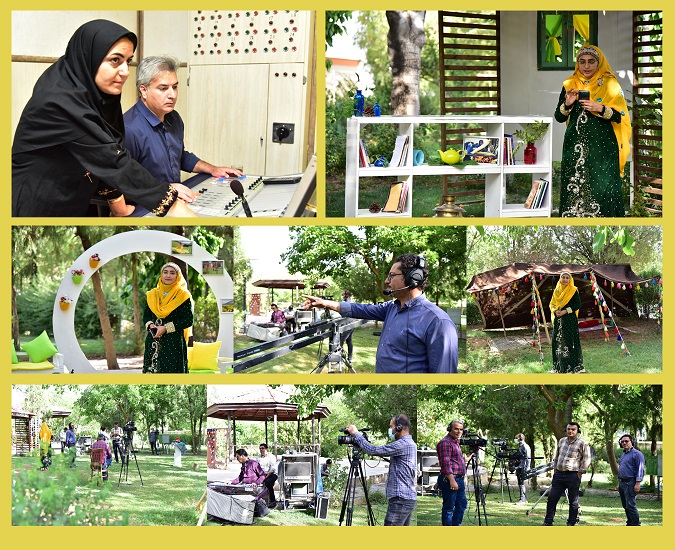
312;318;364;374
486;453;514;503
466;451;488;525
339;448;376;526
118;435;144;486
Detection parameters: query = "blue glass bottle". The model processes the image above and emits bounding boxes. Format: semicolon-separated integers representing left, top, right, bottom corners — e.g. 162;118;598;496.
354;89;364;117
373;102;381;116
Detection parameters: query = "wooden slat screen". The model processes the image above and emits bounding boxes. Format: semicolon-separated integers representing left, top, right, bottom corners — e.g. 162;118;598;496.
632;12;662;215
438;11;500;203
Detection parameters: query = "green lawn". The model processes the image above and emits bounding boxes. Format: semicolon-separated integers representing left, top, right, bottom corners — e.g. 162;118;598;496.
466;318;662;373
13;451;205;526
206;498;394;526
417;487;663;526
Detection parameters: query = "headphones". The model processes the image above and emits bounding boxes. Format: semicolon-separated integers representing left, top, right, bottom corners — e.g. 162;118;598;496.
394;414;404;433
403;255;427;289
618;434;634;446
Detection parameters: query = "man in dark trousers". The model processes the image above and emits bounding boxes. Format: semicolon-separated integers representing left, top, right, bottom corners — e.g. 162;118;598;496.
617;434;645;526
542;422;591;525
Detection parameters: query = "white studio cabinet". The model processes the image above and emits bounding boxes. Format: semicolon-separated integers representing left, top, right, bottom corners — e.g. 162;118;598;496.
345;115;553;218
185;10;314;176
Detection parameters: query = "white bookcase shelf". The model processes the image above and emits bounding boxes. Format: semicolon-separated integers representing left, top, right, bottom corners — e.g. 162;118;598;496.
344;115;553;218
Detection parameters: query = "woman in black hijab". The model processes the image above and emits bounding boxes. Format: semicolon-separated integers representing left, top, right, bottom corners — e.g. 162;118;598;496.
12;19;196;217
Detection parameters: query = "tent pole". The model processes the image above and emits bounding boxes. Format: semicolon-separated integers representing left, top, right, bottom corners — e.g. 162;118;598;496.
496;292;507;337
534;280;551;344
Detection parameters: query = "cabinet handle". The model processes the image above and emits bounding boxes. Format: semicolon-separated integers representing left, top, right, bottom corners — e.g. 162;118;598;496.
260;137;264;147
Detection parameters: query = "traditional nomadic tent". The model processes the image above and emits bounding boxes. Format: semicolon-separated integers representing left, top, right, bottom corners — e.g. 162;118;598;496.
467;263;657;330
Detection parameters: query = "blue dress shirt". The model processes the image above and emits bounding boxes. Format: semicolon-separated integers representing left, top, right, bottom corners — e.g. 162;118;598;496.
123;99;200;183
618;447;645;481
340;294;458;373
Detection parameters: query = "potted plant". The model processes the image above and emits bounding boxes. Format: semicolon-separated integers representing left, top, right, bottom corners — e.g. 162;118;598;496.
89;253;101;268
513;120;549;164
71;269;84;284
59;296;72;311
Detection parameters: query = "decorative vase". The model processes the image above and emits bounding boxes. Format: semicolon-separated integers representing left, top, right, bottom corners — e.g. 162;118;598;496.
434;194;466;218
60;302;70;311
72;274;83;284
524;142;537;165
89;259;100;268
354;89;364;117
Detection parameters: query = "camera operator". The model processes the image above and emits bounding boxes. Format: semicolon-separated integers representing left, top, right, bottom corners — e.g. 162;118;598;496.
542;422;591;526
513;433;531;504
436;420;468;526
301;254;458;373
345;414;417;525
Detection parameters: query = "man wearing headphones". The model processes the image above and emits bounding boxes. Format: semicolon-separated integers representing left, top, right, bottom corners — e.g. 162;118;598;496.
436;420;468;526
617;434;644;526
345;414;417;525
301;254;458;373
542;421;592;525
513;433;531;504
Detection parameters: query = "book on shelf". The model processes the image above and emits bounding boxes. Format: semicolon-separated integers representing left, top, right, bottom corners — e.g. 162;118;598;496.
504;133;515;165
389;135;410;167
359;139;370;167
533;179;549;209
382;181;407;213
523;179;549;209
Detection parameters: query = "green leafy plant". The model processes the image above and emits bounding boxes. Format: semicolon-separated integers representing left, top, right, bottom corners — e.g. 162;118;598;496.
513;120;549;154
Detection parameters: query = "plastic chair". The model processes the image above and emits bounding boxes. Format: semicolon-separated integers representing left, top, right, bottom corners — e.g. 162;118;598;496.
90;448;104;485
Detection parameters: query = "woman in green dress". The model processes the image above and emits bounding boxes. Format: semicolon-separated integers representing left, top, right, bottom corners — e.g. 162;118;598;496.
549;271;584;373
554;45;631;217
143;262;193;373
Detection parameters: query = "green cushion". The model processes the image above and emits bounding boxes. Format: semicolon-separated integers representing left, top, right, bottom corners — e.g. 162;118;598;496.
11;339;18;364
21;331;58;363
188;341;221;371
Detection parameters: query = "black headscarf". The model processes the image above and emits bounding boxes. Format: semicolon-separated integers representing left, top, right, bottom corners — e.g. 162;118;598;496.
13;19;138;155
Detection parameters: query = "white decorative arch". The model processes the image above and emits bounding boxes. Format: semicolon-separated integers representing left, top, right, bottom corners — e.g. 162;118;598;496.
52;230;233;373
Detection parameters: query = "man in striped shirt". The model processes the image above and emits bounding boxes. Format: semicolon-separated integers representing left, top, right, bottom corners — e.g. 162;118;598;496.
542;421;592;525
346;414;417;525
436;420;468;526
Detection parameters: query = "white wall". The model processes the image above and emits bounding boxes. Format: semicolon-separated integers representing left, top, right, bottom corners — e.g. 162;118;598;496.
500;11;633;162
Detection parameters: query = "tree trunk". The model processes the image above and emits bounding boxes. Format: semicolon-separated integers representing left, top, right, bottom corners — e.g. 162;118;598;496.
131;253;142;355
12;285;20;348
386;11;426;115
76;227;119;370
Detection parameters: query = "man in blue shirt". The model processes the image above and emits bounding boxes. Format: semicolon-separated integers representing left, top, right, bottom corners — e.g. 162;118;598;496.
124;55;242;187
346;414;417;525
301;254;458;373
617;434;645;526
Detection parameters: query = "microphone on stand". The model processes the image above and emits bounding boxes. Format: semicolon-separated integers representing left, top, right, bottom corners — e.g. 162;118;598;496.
229;179;253;217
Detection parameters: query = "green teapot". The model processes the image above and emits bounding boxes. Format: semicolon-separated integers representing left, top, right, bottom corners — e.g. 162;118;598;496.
438;148;467;165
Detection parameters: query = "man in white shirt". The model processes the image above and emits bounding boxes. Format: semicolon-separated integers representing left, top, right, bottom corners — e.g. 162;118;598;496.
257;443;278;508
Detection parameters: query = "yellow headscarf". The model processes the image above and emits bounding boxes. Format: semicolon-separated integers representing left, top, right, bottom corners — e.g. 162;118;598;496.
146;262;192;319
550;272;579;317
39;421;52;443
563;45;631;176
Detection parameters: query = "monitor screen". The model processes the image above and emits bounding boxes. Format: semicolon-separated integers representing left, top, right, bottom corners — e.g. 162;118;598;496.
285;461;311;478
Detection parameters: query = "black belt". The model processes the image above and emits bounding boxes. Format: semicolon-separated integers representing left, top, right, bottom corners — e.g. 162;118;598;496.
619;477;635;482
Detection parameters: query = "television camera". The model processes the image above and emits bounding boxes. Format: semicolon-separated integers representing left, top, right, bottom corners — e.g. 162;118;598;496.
459;432;488;453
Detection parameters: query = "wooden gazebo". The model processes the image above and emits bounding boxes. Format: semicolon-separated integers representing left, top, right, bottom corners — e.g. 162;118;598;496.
12;407;35;455
207;386;330;466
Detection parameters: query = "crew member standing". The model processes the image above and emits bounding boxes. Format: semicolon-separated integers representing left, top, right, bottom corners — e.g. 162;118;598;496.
346;414;417;525
514;433;532;504
436;420;468;526
110;422;123;463
542;422;592;525
618;434;645;526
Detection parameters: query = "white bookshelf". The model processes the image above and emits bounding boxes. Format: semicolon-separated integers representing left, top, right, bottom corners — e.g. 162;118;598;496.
344;115;553;218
